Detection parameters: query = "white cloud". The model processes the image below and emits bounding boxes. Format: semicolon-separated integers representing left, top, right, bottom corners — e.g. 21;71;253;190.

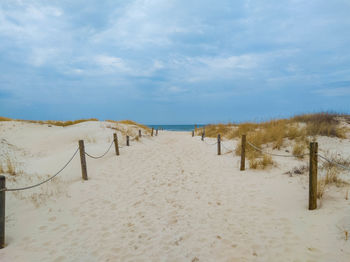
314;87;350;97
28;47;59;67
198;55;259;70
95;55;128;72
0;3;68;67
168;86;187;93
92;0;203;49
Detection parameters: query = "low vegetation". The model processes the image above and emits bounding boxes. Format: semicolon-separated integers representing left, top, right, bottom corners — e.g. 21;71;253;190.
0;116;12;121
317;154;350;199
285;164;309;177
0;117;151;132
115;120;151;132
0;116;99;127
199;112;349;170
249;155;274;169
292;142;307;159
0;154;20;176
106;119;151;137
201;112;347;141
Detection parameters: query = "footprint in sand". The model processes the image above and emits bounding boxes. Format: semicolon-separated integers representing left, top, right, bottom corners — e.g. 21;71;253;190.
39;225;47;230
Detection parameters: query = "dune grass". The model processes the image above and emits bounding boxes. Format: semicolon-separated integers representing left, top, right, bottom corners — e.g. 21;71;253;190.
292;142;307;159
249;155;274;169
0;154;19;176
106;120;151;132
0;116;152;132
0;116;12;121
203;113;348;150
201;112;349;170
317;153;350;199
203;113;347;142
0;116;99;127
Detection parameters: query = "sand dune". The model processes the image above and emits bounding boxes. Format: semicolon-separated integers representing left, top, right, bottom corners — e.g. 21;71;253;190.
0;121;349;261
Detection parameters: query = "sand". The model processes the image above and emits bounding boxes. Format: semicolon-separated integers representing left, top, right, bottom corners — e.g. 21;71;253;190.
0;121;349;261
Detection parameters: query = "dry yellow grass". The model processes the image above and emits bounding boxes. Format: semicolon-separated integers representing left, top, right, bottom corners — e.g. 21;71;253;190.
317;179;326;199
202;112;348;170
204;112;347;153
249;155;274;170
1;155;18;176
0;116;12;121
0;117;152;133
205;112;347;142
107;120;151;132
292;142;307;159
45;119;99;127
317;154;350;200
6;156;16;176
293;112;347;138
0;116;99;127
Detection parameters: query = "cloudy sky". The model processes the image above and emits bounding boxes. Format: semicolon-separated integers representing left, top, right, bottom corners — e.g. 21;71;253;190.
0;0;349;124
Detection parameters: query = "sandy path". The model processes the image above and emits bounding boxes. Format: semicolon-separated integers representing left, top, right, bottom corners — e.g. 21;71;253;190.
1;131;349;261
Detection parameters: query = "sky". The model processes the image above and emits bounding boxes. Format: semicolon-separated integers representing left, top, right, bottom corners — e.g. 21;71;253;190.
0;0;349;124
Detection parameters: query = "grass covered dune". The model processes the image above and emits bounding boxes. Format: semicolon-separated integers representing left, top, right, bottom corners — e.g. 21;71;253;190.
198;112;350;167
0;113;349;261
0;117;151;131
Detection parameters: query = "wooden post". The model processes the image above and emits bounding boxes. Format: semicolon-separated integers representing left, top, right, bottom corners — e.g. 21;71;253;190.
201;132;204;141
113;133;120;156
79;140;88;180
139;130;142;138
126;136;130;146
151;128;154;136
217;134;221;155
192;130;194;137
0;175;5;249
309;142;318;210
240;135;246;171
156;129;158;136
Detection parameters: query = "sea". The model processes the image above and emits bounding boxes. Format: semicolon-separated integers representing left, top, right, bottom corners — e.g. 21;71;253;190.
148;125;205;131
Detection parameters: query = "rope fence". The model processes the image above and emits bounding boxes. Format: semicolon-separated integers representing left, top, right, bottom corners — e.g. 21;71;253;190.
246;141;309;158
0;147;80;192
193;130;350;211
0;129;153;248
85;138;116;159
220;141;236;155
318;154;350;171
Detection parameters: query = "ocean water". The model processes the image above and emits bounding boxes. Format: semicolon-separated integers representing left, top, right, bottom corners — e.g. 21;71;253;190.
148;125;205;131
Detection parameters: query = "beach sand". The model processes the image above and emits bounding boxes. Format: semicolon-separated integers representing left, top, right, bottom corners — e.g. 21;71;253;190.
0;121;349;261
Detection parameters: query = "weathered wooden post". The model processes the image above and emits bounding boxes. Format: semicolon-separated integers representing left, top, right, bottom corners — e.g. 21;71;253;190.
192;130;194;137
139;130;142;138
309;142;318;210
126;136;130;146
217;134;221;155
113;133;120;156
0;175;5;249
156;129;158;136
79;140;88;180
240;135;246;171
201;132;204;141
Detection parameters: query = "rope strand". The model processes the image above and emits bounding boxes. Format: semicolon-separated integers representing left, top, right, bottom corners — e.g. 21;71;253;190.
203;140;218;146
247;141;308;158
318;154;350;171
1;147;79;192
85;139;115;159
